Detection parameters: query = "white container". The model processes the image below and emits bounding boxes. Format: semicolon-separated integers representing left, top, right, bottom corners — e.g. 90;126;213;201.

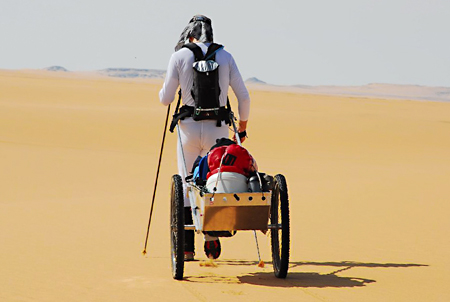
206;172;248;193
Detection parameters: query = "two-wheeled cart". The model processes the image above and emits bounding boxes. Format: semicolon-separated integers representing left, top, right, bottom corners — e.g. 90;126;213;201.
170;113;290;280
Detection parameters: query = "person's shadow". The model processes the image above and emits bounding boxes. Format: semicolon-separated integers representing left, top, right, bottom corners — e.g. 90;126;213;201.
185;260;427;288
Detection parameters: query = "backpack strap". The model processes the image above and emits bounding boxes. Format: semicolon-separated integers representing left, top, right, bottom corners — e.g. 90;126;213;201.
174;89;182;114
169;89;184;133
183;43;224;61
204;43;224;61
225;97;232;126
182;43;204;61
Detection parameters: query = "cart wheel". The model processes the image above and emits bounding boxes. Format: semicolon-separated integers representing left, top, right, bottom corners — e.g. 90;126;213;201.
170;174;185;280
270;174;290;278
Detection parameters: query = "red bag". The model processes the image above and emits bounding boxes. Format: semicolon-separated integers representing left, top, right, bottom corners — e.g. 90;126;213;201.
207;144;256;179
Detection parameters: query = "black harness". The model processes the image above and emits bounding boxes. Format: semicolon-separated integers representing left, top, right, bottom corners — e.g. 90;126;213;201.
169;43;232;133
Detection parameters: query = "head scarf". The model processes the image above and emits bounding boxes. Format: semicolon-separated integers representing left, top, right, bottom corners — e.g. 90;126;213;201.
175;15;214;51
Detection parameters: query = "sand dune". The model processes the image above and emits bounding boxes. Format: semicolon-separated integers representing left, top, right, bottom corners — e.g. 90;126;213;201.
1;69;450;301
247;82;450;103
44;66;450;102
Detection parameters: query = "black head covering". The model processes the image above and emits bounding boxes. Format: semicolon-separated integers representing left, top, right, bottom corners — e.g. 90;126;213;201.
175;15;214;51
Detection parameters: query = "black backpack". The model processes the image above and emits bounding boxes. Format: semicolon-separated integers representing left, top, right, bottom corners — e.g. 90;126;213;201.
183;43;223;119
169;43;232;132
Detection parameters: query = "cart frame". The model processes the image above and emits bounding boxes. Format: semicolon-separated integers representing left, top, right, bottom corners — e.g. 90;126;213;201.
170;113;290;280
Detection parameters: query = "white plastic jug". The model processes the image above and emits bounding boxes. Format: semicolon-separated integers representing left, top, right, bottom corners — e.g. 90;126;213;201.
205;172;248;193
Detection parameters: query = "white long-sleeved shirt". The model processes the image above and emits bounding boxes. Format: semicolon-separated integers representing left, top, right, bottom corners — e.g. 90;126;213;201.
159;43;250;121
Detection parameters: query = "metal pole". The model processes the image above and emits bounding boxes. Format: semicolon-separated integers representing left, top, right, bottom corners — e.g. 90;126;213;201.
176;124;189;178
231;112;264;267
142;104;171;256
230;112;242;146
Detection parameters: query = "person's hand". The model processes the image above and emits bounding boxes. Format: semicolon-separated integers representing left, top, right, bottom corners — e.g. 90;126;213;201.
232;120;248;143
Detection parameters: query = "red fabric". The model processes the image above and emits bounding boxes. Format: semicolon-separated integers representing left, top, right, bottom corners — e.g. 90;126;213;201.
207;144;255;179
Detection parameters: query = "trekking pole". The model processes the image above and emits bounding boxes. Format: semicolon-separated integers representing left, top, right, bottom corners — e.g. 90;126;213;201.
142;104;171;256
230;112;264;268
254;231;264;268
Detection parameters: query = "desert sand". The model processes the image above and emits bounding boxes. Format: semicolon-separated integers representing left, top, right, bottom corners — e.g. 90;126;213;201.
1;69;449;302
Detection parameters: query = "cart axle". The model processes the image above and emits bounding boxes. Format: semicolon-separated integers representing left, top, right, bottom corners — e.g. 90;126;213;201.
268;224;282;230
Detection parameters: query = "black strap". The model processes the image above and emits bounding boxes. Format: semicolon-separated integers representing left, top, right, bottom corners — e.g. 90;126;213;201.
169;107;191;133
169;90;183;133
170;105;232;132
204;43;223;60
182;43;204;61
174;90;182;114
226;97;232;125
182;43;224;61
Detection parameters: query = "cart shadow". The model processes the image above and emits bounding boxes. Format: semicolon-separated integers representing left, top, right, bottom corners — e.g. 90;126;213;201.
184;260;427;288
289;261;427;270
238;271;376;288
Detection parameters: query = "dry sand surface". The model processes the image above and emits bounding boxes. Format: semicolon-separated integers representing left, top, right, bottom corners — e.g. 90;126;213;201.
1;69;450;302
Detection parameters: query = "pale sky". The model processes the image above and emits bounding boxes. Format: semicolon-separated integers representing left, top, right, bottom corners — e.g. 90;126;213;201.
1;0;449;86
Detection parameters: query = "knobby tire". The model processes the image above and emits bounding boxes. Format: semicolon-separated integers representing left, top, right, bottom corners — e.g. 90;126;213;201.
270;174;290;278
170;175;185;280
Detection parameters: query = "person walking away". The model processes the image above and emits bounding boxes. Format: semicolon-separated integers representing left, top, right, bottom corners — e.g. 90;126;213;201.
159;15;250;261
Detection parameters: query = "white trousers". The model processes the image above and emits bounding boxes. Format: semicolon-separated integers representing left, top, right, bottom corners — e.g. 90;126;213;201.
177;117;229;206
